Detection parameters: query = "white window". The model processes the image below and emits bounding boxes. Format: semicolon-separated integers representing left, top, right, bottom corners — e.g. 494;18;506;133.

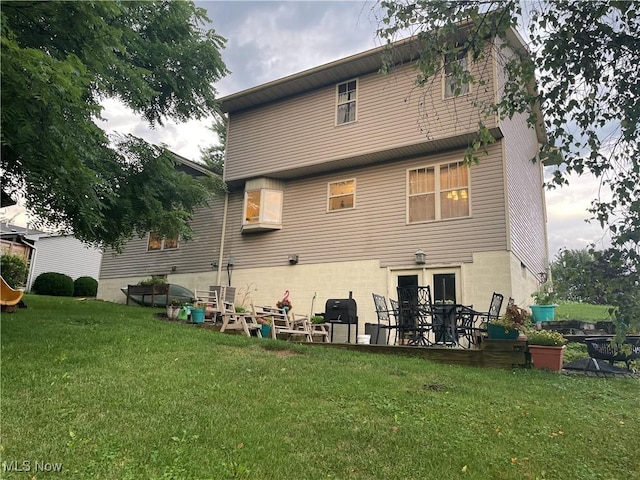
408;161;469;222
444;50;469;98
147;232;179;251
328;179;355;211
243;189;283;231
336;80;357;125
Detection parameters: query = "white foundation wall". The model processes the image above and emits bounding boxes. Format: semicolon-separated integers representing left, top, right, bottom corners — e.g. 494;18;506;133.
98;252;541;332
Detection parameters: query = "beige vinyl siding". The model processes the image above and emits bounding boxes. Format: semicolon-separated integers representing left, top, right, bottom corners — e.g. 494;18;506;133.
99;201;225;279
225;59;497;182
222;144;506;270
494;40;549;276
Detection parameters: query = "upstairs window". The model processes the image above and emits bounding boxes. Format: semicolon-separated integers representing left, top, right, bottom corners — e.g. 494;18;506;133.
147;232;179;251
243;189;283;232
408;161;469;222
444;50;469;98
336;80;357;125
328;179;355;211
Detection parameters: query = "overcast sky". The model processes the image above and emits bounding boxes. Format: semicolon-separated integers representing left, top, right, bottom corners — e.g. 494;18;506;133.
3;1;611;259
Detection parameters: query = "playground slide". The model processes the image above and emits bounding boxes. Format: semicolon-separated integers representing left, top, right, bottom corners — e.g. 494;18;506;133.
1;276;24;306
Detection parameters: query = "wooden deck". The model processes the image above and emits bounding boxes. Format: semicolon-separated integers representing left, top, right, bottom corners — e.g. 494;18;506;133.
304;339;530;369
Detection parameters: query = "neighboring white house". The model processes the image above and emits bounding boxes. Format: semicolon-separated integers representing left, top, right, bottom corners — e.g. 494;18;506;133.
24;232;102;291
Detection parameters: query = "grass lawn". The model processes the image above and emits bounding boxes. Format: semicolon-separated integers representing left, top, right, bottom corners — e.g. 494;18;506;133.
2;295;639;479
555;302;614;322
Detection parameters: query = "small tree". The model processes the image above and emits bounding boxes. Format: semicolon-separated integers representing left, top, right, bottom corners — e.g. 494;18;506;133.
0;253;28;288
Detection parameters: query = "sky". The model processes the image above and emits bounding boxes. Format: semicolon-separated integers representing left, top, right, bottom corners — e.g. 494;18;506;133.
1;1;611;260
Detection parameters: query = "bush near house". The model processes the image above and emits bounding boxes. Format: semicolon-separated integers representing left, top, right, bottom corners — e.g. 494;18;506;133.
73;276;98;297
32;272;74;297
0;253;29;288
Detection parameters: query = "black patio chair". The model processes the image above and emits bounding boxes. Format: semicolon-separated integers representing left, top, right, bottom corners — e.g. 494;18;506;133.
396;285;435;346
372;293;399;344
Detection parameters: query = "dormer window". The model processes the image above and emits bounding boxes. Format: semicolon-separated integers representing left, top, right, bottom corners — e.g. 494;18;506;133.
336;79;357;125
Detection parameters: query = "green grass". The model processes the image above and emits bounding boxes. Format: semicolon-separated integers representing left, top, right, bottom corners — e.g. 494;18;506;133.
2;295;639;479
555;302;614;322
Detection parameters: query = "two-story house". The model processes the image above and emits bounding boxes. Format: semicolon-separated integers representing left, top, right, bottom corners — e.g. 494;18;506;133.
97;28;549;332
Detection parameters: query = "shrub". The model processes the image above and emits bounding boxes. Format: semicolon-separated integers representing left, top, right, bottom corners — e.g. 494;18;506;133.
32;272;74;297
73;276;98;297
138;276;167;286
0;253;29;288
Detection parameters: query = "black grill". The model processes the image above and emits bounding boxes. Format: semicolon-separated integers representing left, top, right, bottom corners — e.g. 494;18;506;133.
324;297;358;343
324;298;357;324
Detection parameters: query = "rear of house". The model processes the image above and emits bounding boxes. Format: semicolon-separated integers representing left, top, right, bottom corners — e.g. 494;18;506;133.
98;33;549;333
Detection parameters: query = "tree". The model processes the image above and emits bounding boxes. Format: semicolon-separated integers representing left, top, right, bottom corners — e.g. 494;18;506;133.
1;1;228;251
551;248;638;306
200;112;227;176
378;0;639;336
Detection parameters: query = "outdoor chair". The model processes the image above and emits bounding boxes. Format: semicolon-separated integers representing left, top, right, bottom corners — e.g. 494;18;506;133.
252;305;312;342
220;300;262;338
455;306;482;348
396;285;435;346
372;293;400;345
289;310;329;342
473;292;504;325
194;288;221;320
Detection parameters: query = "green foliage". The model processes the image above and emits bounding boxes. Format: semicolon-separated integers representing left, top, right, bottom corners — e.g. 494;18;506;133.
551;248;638;305
73;276;98;297
491;303;530;332
525;329;567;347
1;1;228;250
200;112;227;176
311;315;325;324
531;281;556;305
2;294;639;479
138;276;167;286
32;272;74;296
0;253;28;288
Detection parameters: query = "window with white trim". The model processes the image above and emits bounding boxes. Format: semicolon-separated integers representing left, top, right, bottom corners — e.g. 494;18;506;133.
336;80;357;125
328;179;355;211
147;232;179;251
243;188;283;231
444;50;469;98
407;161;469;222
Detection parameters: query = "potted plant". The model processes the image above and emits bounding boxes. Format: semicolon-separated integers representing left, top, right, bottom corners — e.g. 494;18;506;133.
191;300;206;324
530;282;558;322
166;298;181;320
311;315;325;324
276;298;292;313
257;316;273;338
487;303;530;340
525;329;567;371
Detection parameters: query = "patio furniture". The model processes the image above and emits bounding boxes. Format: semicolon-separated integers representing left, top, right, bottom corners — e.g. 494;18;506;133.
396;285;435;346
469;292;504;333
432;303;461;346
253;305;312;342
220;296;262;337
372;293;400;345
455;306;482;347
585;337;640;370
194;288;221;320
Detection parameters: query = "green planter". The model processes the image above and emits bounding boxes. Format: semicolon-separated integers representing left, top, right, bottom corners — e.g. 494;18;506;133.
487;324;519;340
260;324;271;338
530;305;557;322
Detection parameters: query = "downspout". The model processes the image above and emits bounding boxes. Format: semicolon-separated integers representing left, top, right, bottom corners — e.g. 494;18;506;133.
216;192;229;286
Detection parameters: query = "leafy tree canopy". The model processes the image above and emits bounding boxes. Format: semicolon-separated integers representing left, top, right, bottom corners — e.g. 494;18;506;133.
551;248;638;306
378;0;639;269
1;0;228;251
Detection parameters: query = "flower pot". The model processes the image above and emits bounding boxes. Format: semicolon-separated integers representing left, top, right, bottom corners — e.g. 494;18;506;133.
260;324;271;338
528;345;565;371
487;324;519;340
177;306;189;321
191;308;205;324
166;305;180;320
530;304;556;322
